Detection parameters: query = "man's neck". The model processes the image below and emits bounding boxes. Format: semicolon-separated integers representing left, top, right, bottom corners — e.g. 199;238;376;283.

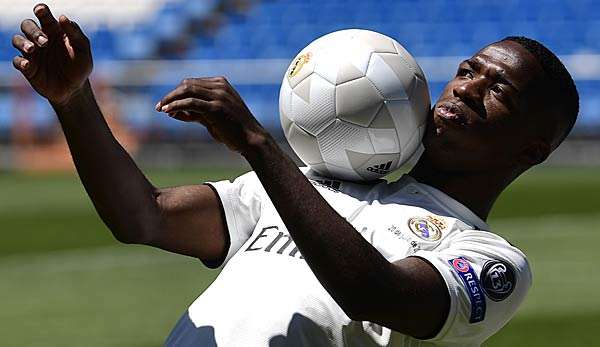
407;155;516;221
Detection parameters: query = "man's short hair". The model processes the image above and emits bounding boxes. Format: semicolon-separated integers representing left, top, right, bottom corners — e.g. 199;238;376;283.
503;36;579;145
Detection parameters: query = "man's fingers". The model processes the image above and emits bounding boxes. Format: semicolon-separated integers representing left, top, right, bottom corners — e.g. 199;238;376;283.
20;19;47;47
33;3;59;34
12;35;36;55
13;56;34;77
58;16;89;49
161;98;213;116
167;110;198;122
157;82;214;111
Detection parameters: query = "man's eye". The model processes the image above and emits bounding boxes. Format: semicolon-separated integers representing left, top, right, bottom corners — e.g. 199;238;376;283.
458;68;473;79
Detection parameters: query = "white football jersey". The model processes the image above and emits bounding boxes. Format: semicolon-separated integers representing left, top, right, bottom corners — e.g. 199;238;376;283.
165;169;531;347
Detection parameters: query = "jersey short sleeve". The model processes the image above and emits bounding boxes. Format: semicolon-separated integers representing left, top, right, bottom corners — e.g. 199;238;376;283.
412;230;532;346
205;171;263;267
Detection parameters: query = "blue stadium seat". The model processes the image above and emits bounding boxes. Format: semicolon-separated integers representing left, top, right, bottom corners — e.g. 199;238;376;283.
0;31;14;61
90;28;116;60
0;95;12;130
114;27;158;60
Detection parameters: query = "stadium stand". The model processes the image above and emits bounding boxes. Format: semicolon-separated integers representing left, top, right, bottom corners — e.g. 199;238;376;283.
0;0;599;140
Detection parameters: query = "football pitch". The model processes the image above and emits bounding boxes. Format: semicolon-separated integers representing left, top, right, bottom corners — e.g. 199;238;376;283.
0;166;598;346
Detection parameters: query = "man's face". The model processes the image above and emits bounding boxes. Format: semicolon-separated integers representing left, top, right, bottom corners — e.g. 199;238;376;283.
422;40;548;172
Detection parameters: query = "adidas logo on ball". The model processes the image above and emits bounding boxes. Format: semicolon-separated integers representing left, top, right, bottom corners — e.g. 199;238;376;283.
366;161;392;175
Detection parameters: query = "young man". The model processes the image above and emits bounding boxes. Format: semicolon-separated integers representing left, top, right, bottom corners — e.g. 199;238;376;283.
12;4;577;347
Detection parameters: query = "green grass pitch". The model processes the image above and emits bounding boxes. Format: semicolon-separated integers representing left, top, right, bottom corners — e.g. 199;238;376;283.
0;166;598;346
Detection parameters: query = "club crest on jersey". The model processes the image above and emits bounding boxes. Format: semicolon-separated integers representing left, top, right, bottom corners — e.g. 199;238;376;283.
481;260;516;302
448;257;486;323
407;216;446;241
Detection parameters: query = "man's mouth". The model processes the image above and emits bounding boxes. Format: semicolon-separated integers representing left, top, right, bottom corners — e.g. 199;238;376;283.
434;102;468;126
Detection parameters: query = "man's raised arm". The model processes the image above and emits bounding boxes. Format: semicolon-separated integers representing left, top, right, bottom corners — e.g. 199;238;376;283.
11;4;228;263
155;75;451;338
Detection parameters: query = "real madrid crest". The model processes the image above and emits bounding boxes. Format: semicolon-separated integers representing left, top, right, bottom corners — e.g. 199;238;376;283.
407;215;446;241
289;52;312;78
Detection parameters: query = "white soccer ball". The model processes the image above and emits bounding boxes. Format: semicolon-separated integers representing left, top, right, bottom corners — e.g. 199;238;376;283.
279;29;430;181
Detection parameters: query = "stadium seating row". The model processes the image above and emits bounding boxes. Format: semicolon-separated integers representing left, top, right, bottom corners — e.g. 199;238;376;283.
0;0;597;59
0;0;598;136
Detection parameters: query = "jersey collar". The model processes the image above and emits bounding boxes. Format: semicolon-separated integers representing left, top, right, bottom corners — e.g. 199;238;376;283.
398;174;490;231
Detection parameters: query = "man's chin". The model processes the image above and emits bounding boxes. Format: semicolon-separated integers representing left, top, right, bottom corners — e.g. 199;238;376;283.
425;116;452;140
421;120;460;155
420;108;464;152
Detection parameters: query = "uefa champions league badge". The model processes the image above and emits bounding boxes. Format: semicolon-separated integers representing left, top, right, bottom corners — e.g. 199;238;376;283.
448;257;486;323
407;216;446;241
481;260;516;302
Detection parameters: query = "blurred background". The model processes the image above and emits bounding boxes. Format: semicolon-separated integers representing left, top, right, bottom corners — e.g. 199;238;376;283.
0;0;598;346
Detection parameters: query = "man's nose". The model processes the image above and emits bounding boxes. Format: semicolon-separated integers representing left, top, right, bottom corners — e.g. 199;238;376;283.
452;77;488;118
453;77;487;102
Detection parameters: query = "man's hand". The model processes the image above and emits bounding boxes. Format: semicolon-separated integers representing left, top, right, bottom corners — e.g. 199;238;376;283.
11;7;228;264
12;3;92;106
156;77;270;154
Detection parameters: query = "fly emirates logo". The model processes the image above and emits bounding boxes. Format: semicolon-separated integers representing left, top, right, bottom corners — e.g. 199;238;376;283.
244;226;304;259
244;224;374;259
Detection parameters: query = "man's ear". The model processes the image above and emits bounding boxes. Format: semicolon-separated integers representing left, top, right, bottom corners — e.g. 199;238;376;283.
518;140;551;167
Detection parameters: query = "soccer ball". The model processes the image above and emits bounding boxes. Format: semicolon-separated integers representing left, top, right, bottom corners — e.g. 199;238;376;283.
279;29;430;181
